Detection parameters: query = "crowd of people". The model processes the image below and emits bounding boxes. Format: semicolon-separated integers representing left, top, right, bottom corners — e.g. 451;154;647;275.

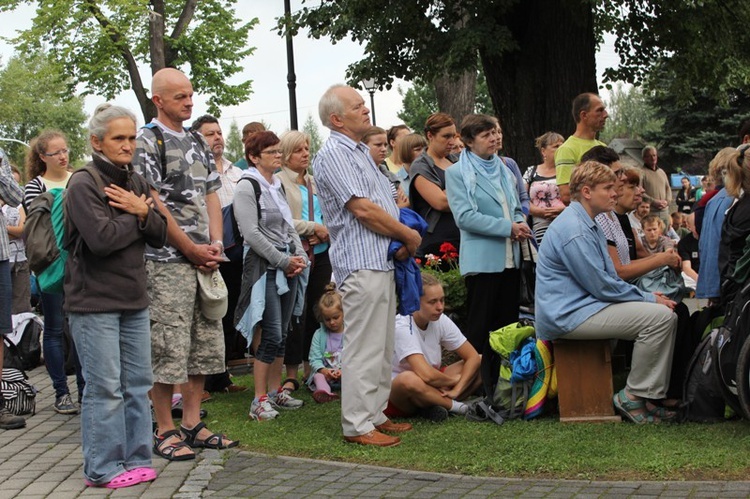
1;70;749;487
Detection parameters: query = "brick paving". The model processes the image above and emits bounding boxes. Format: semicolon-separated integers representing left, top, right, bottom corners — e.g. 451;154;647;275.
2;359;750;498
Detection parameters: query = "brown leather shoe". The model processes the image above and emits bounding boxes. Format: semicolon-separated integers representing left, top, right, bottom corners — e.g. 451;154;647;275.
375;419;413;433
343;430;401;447
224;384;248;393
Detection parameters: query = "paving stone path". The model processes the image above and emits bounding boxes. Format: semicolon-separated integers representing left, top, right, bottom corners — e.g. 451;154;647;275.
2;359;749;498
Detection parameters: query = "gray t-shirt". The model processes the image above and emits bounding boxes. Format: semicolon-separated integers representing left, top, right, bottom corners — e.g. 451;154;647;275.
133;119;220;263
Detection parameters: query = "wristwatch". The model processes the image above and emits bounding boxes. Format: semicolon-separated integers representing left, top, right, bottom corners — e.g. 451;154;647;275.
210;240;224;249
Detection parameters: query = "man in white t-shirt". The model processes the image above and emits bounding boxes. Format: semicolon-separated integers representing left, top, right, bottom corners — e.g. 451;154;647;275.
386;274;481;422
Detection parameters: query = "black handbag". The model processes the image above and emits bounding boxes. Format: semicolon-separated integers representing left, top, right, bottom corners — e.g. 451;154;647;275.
519;239;537;315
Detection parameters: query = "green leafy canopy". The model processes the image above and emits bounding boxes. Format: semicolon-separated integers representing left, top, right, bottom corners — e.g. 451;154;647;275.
0;0;258;120
0;53;87;170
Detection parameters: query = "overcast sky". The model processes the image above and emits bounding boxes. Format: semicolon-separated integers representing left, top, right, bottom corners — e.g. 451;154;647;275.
0;1;619;140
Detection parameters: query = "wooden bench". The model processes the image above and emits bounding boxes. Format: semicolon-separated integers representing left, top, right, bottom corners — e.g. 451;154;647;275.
553;339;621;423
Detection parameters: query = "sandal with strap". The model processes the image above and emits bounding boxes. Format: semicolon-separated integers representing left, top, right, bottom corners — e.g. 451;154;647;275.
153;429;196;461
180;421;239;449
613;389;659;424
647;404;677;421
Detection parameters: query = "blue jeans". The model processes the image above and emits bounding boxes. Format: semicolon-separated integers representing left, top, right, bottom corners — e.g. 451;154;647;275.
256;269;298;364
0;260;11;336
41;291;84;398
69;309;153;485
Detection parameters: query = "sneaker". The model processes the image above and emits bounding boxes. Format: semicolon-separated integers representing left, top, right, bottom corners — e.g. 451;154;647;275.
250;396;279;421
418;405;449;422
54;393;79;415
0;407;26;429
272;389;304;410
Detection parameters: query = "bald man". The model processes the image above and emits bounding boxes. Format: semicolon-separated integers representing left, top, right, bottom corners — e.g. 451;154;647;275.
133;68;237;460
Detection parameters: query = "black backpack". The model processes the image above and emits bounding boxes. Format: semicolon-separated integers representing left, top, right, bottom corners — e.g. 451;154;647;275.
3;316;42;371
682;329;727;422
713;280;750;417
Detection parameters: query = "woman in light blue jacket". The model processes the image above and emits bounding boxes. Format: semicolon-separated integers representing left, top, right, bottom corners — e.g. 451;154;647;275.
445;114;532;353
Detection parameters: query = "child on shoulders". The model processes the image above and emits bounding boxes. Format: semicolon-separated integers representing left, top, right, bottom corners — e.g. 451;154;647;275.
307;283;344;403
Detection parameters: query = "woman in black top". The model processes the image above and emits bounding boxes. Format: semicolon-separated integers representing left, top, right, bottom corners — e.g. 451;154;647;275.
409;112;459;259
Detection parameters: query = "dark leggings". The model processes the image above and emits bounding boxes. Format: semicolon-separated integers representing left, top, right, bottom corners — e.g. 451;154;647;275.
284;250;332;365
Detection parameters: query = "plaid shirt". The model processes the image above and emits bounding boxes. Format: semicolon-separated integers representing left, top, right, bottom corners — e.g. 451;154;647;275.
0;150;23;261
216;157;243;208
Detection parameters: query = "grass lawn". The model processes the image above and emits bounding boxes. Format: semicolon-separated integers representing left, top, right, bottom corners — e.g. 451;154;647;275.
201;374;750;481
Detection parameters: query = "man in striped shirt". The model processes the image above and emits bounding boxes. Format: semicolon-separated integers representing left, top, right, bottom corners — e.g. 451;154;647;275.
314;84;422;447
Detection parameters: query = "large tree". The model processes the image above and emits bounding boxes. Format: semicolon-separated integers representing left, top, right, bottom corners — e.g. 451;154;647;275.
285;0;597;168
287;0;750;168
0;54;87;170
0;0;257;122
397;73;493;132
598;0;750;106
646;84;750;173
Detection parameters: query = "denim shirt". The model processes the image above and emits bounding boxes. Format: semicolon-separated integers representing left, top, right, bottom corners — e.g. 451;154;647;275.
535;202;655;340
696;188;732;299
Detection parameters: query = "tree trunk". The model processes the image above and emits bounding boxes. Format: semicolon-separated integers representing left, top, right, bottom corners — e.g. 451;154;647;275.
480;0;598;170
433;70;477;127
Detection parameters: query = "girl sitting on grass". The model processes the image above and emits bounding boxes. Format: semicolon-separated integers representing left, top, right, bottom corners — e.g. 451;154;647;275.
307;283;345;403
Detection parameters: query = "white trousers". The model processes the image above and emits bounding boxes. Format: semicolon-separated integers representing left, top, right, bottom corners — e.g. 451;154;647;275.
339;270;396;436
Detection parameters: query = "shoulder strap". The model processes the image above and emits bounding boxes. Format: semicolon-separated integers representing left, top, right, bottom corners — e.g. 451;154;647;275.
306;177;314;222
70;166;107;193
245;177;262;216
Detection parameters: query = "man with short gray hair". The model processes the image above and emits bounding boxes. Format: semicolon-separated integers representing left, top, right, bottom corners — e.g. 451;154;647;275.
313;84;421;447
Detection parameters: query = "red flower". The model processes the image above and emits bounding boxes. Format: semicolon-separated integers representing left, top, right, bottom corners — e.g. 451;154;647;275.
415;257;422;265
439;242;458;254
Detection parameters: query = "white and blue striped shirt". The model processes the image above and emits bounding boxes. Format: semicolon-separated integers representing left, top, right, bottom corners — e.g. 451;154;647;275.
314;131;399;284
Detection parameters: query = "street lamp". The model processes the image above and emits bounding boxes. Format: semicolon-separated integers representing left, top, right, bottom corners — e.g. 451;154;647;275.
361;78;377;126
284;0;298;130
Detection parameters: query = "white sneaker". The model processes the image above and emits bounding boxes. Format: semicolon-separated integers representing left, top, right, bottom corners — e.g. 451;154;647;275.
249;397;279;421
272;389;304;410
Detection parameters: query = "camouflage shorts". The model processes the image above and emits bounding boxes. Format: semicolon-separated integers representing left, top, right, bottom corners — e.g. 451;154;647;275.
145;261;225;384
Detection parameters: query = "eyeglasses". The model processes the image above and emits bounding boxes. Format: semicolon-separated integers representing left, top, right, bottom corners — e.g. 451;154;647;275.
43;148;69;157
738;144;750;162
261;149;282;156
612;168;627;179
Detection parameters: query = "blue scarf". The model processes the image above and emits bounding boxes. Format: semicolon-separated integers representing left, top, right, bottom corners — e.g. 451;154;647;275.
459;149;520;217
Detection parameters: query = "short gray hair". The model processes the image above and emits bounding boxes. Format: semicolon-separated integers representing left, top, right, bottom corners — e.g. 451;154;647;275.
318;84;348;130
642;145;656;158
89;103;138;140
